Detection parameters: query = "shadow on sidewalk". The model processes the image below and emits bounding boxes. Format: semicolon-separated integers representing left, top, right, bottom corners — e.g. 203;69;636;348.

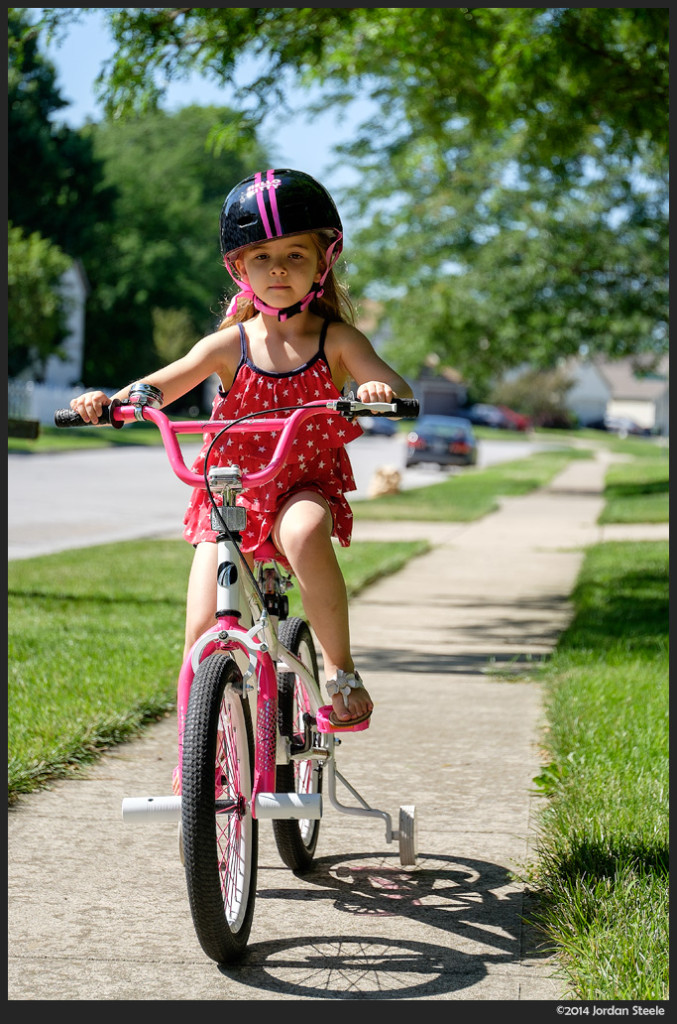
220;852;554;999
353;647;550;677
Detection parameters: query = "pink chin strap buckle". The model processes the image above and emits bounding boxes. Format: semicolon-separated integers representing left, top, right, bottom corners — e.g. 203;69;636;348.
225;282;324;321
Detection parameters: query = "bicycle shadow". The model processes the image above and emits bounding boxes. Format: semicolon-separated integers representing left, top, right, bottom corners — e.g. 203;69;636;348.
218;850;553;999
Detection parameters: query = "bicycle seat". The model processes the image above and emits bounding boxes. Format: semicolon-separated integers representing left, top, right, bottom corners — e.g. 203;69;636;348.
254;538;292;571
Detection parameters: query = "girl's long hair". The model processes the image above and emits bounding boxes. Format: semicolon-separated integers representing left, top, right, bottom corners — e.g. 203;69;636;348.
217;232;355;329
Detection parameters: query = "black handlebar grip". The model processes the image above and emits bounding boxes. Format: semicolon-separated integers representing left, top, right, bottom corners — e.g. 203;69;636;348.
392;398;420;418
53;403;120;428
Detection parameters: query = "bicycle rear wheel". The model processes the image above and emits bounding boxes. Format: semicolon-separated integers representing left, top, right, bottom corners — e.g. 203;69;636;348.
181;651;258;963
274;617;322;872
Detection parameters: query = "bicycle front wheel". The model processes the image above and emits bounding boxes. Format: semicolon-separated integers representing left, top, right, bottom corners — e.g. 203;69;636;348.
274;617;322;872
181;651;258;963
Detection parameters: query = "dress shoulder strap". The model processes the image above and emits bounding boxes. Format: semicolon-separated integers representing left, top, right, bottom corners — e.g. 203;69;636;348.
237;322;248;362
318;318;331;357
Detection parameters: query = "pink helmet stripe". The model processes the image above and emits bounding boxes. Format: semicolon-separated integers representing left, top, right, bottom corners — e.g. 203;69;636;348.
254;171;274;238
266;169;283;235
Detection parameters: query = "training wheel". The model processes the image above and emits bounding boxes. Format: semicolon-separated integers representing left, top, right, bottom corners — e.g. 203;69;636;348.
398;804;417;866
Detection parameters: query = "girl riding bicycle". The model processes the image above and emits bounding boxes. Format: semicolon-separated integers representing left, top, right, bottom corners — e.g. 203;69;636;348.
70;167;412;729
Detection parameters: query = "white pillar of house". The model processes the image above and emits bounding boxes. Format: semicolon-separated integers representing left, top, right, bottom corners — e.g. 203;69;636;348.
43;262;88;387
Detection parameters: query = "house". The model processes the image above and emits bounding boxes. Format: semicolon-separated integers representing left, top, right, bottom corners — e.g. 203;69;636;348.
564;355;669;436
9;260;93;426
42;260;90;387
412;355;468;416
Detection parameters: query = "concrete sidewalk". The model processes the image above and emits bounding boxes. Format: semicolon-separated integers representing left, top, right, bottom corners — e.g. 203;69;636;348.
7;451;667;1002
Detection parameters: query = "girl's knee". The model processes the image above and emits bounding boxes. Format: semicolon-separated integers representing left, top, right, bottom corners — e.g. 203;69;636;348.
274;492;332;556
183;611;212;655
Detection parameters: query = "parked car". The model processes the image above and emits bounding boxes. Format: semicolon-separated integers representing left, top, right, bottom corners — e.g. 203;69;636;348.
585;418;611;432
496;405;532;432
460;403;510;429
604;415;649;437
406;415;478;467
461;403;532;431
586;416;648;437
357;415;398;437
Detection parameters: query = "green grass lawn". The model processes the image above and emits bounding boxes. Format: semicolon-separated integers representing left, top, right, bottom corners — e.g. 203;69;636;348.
9;446;591;801
8;441;666;805
529;540;669;1000
352;447;590;521
599;456;669;524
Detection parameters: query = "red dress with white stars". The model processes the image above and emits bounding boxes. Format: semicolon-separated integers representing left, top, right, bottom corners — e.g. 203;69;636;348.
182;320;363;552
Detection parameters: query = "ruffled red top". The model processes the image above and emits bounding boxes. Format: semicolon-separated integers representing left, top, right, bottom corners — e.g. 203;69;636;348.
182;320;363;552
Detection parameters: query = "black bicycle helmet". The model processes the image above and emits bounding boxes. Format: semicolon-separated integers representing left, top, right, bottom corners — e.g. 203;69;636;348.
219;168;343;320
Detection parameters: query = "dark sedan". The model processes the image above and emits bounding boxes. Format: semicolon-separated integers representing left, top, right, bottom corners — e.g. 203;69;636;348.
406;415;478;468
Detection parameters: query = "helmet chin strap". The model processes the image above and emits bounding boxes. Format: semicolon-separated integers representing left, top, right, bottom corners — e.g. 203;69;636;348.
225;281;315;321
224;235;342;322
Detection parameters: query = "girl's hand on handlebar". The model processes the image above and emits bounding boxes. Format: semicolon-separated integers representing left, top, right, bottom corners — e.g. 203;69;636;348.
70;390;112;425
356;381;395;404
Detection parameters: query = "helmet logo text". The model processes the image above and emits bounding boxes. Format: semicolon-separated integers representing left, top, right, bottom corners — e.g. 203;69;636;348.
242;178;281;202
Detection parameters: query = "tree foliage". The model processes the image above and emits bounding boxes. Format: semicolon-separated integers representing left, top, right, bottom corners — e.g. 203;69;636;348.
26;8;670;380
8;222;71;378
81;105;268;391
34;8;668;160
9;10;270;401
8;8;117;377
490;367;577;429
8;9;116;259
152;307;199;367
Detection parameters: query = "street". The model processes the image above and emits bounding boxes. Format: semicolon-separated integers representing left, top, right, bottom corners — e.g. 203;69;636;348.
8;433;551;561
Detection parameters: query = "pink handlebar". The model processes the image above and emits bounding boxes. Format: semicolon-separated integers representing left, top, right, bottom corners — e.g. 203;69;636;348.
111;402;332;489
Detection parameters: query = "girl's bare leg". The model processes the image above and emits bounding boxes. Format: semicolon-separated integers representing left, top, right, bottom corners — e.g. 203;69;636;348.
184;542;256;657
272;491;373;723
184;542;219;657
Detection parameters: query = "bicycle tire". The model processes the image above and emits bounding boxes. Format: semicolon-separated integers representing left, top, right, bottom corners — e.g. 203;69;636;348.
181;651;258;963
273;617;322;872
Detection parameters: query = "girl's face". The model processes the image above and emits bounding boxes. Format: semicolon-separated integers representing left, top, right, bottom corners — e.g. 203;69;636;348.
235;234;324;310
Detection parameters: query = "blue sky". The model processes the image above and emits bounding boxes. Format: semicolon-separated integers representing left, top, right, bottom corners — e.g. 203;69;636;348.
40;10;371;240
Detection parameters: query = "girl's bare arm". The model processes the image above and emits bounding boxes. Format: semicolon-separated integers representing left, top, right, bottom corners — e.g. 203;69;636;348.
70;327;241;423
327;323;413;401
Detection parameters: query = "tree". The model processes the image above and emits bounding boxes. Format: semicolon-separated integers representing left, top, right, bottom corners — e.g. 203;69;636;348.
349;148;668;384
490;368;577;429
10;11;271;401
9;8;117;378
31;8;669;379
152;307;198;366
80;105;268;394
8;9;116;259
34;9;668;160
8;222;71;378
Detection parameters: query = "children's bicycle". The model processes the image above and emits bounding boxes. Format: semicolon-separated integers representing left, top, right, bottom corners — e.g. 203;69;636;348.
55;386;419;964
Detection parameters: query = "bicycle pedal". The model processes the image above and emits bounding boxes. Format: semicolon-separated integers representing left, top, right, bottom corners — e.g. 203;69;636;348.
315;704;371;733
